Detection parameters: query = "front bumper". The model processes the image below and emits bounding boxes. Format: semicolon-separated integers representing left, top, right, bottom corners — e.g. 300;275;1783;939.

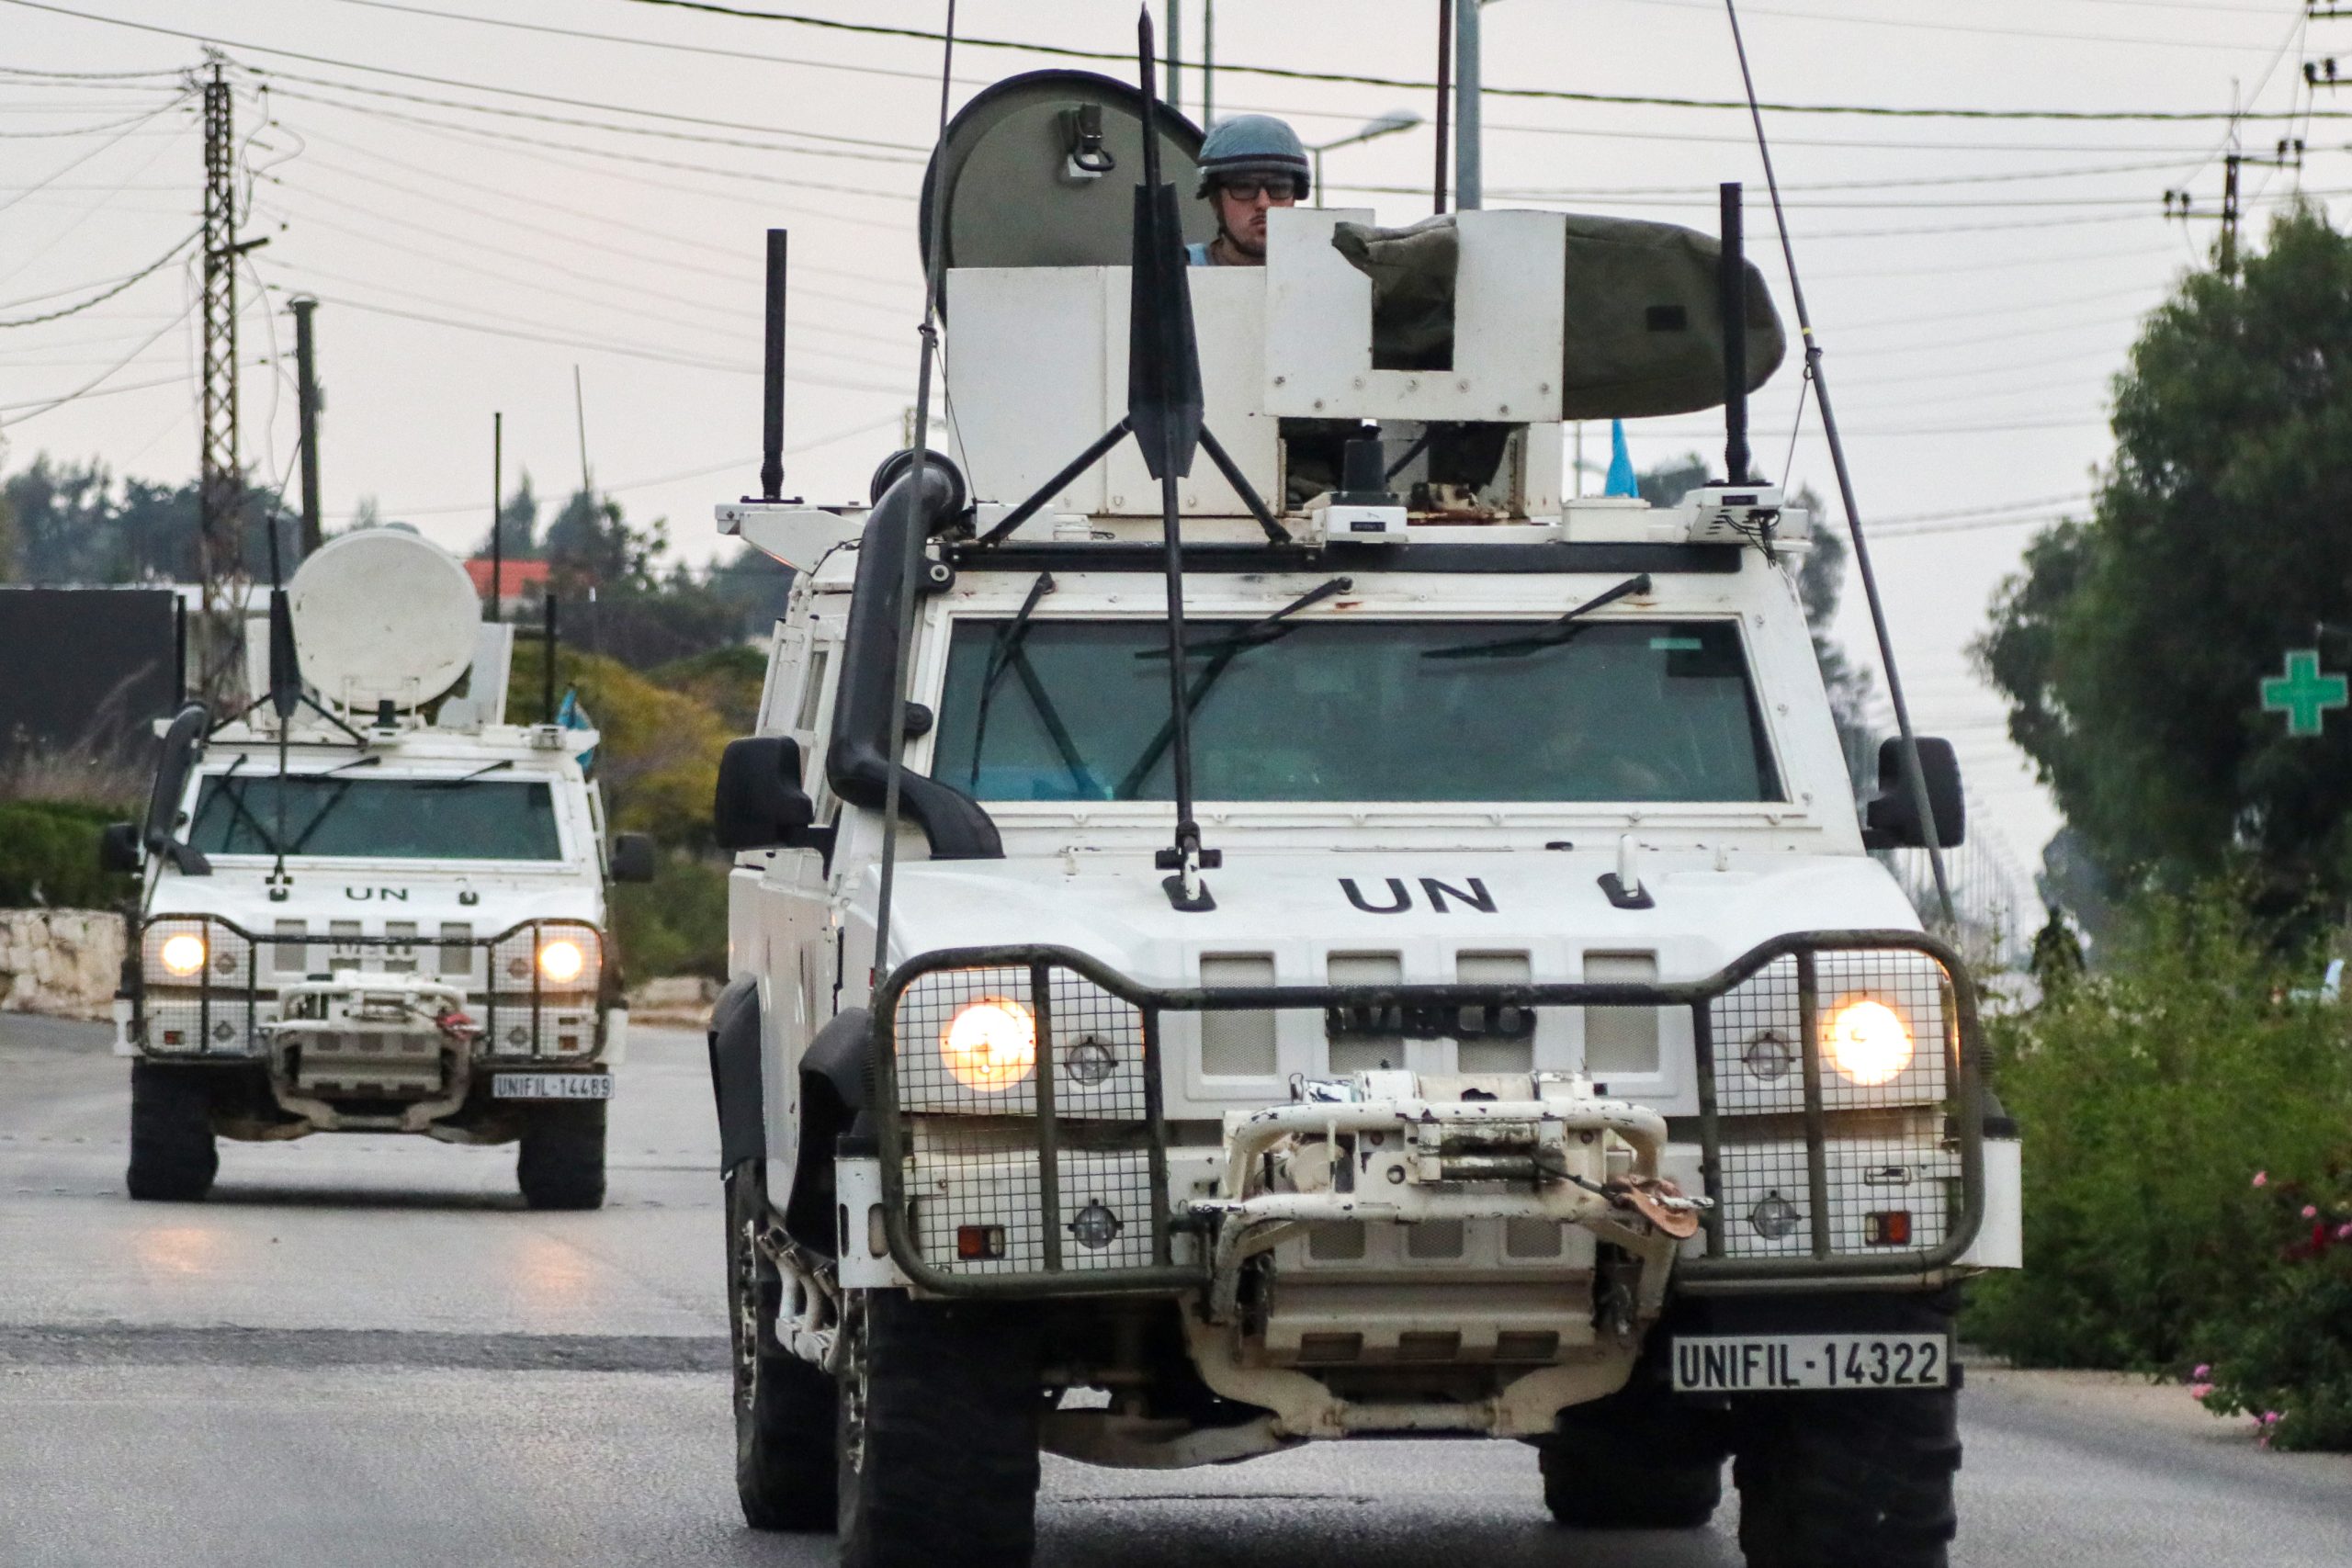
123;913;610;1065
869;931;1988;1301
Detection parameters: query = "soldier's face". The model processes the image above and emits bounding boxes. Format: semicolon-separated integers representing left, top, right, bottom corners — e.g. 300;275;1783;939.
1215;181;1295;257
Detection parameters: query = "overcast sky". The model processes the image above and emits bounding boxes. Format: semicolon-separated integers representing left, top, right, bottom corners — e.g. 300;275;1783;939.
2;0;2332;896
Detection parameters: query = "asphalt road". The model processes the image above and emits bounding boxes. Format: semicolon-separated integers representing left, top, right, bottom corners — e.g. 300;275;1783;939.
3;1012;2347;1568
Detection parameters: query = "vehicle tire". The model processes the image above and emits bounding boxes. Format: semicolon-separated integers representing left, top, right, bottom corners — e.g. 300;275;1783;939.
1733;1383;1961;1568
1538;1381;1725;1529
516;1100;606;1210
838;1291;1043;1568
727;1163;838;1531
126;1059;218;1201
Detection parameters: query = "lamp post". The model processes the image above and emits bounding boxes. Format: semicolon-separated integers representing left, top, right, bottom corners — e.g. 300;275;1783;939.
1311;109;1424;208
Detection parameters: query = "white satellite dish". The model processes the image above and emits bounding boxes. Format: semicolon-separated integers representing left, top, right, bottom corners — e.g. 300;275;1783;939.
288;529;481;715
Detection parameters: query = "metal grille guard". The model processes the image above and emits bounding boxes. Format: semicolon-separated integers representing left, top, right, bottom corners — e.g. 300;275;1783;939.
132;913;606;1059
871;930;1986;1298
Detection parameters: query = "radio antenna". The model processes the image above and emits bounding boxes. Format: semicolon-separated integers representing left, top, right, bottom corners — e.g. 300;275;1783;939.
871;0;958;984
1722;0;1954;928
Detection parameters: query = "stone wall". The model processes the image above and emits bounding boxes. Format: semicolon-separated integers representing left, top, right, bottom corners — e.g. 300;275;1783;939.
0;909;124;1022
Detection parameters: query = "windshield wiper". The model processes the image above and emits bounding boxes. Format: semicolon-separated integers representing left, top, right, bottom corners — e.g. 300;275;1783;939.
1115;577;1353;798
284;755;383;852
207;755;285;857
1421;573;1652;660
961;573;1101;795
1135;576;1353;661
423;760;514;790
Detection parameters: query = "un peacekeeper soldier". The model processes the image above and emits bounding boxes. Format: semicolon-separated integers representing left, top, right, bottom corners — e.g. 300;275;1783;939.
1187;115;1308;267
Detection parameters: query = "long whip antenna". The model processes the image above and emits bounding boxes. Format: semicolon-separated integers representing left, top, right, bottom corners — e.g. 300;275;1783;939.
872;0;957;985
1722;0;1954;929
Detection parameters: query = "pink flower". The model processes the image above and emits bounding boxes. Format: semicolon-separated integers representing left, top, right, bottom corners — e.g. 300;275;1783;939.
2304;1205;2320;1219
2189;1382;2214;1399
2254;1171;2269;1188
2263;1411;2284;1425
2192;1363;2211;1379
2336;1223;2352;1242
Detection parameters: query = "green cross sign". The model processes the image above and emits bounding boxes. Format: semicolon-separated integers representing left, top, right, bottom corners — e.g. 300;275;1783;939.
2261;649;2348;738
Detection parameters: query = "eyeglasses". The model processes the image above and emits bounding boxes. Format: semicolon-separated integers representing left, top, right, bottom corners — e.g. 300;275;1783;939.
1216;180;1295;202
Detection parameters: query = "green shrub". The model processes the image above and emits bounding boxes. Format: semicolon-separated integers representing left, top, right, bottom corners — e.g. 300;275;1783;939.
0;799;133;908
1964;893;2352;1374
2189;1168;2352;1450
611;852;729;981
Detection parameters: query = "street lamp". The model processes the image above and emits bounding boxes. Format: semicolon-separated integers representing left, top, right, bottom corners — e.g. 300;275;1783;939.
1310;109;1423;208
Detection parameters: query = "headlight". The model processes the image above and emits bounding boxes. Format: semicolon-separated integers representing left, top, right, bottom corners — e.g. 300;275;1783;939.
941;997;1035;1093
1821;997;1913;1086
537;939;587;985
158;932;208;977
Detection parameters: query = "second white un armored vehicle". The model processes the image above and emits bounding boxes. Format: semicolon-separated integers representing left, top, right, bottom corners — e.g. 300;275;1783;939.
706;56;2019;1568
106;528;650;1209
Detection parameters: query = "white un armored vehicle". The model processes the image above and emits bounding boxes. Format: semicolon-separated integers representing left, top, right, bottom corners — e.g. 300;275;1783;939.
106;528;650;1208
706;58;2019;1568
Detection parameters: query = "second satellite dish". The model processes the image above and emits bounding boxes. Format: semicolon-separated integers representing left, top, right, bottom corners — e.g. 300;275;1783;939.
288;529;481;714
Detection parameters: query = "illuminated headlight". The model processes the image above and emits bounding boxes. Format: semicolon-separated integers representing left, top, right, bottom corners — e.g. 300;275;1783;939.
941;997;1036;1093
159;932;208;977
1821;997;1914;1087
537;938;587;986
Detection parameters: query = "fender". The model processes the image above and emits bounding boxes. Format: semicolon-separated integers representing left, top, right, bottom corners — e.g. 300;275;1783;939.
706;974;765;1174
782;1007;874;1255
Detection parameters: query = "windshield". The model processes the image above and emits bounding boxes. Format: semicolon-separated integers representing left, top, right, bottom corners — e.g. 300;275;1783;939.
932;618;1781;804
186;773;566;860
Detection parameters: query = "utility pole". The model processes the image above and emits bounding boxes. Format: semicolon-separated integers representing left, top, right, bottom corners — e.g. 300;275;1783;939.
194;55;266;702
196;55;241;703
1200;0;1215;127
1454;0;1483;209
289;297;322;558
1166;0;1182;118
1434;0;1453;214
2163;140;2302;277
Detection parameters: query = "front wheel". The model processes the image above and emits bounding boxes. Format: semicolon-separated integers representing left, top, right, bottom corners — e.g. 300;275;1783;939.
727;1163;838;1531
126;1060;218;1201
838;1291;1043;1568
1733;1382;1961;1568
516;1100;606;1210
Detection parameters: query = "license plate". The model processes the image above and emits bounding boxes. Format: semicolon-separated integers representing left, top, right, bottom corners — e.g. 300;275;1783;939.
492;1073;613;1100
1670;1334;1949;1393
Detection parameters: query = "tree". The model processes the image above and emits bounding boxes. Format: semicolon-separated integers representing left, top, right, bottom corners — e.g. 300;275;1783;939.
1792;491;1879;795
1640;456;1875;795
1978;207;2352;906
481;470;542;559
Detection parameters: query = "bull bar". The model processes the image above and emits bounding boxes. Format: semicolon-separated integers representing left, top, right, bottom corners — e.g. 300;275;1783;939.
870;930;1987;1299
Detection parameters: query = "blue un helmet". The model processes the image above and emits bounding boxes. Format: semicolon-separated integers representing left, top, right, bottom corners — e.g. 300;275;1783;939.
1195;115;1311;201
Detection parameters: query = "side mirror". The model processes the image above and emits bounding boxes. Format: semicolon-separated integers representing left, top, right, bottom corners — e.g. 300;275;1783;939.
143;702;212;875
98;821;141;874
609;832;658;885
714;736;817;852
1864;737;1965;850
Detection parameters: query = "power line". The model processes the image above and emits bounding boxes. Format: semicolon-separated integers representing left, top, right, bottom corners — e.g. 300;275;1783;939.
0;100;183;137
293;292;909;393
0;1;932;155
1619;0;2290;55
601;0;2352;121
0;228;197;326
260;86;910;229
241;64;926;166
284;122;918;299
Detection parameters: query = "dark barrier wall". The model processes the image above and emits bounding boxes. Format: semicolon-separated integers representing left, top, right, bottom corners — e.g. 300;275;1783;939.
0;588;177;764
